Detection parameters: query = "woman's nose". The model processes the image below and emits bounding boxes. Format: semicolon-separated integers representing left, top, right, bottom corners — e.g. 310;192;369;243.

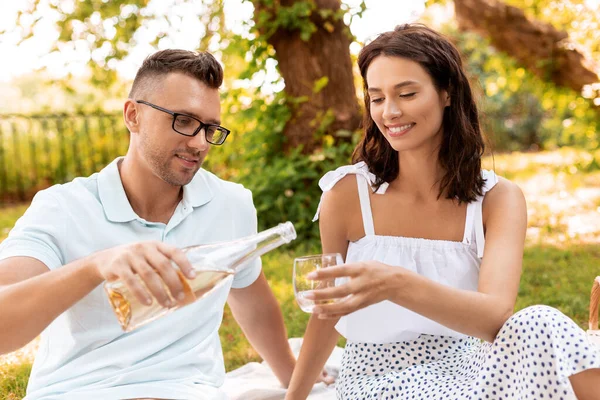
382;100;402;122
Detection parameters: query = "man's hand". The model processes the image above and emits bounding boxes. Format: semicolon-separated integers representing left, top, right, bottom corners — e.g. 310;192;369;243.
89;241;195;308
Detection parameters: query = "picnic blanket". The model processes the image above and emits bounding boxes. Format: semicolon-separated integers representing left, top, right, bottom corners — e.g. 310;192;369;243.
222;338;342;400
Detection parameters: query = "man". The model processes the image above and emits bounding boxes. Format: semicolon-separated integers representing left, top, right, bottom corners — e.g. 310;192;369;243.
0;50;301;399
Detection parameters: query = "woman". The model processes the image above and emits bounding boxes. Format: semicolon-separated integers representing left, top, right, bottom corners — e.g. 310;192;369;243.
285;24;600;399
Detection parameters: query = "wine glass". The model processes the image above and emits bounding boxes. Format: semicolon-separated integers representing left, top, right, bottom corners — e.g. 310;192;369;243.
293;253;343;313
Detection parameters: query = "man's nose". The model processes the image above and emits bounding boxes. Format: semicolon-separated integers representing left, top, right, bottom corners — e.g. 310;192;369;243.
187;128;209;151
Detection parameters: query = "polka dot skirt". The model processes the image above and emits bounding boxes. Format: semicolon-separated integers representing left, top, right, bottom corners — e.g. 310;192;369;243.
336;305;600;399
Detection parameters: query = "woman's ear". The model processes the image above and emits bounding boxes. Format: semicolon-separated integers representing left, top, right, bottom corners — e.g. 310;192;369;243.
123;100;140;134
443;89;451;107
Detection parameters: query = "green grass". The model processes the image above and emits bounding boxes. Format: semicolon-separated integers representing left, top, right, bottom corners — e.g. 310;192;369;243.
518;244;599;327
0;364;31;400
2;148;600;399
220;246;317;369
0;205;28;242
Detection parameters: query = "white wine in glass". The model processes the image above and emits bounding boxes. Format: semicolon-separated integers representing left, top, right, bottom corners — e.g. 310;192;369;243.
293;253;343;313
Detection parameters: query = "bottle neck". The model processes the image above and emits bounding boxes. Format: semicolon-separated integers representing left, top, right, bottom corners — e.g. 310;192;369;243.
230;222;296;270
183;222;296;272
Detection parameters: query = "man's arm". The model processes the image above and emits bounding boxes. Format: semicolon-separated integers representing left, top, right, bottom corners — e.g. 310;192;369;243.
227;272;296;388
0;241;197;355
0;257;104;354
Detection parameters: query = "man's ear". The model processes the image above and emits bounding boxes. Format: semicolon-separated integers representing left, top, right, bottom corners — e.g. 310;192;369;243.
123;100;140;134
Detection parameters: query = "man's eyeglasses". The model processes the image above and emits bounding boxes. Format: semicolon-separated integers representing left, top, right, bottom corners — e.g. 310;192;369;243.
136;100;230;145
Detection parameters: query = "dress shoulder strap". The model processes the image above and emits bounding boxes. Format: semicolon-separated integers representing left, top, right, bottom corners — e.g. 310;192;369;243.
312;162;388;223
356;174;375;236
466;169;500;258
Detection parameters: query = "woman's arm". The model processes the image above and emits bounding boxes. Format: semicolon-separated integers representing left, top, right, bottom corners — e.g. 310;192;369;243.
307;178;527;343
286;177;357;399
285;316;340;399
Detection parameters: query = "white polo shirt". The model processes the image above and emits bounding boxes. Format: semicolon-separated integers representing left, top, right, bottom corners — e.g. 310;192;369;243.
0;157;262;400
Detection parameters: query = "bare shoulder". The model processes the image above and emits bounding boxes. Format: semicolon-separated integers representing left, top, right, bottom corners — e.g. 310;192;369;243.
321;174;360;205
318;174;363;240
482;176;527;221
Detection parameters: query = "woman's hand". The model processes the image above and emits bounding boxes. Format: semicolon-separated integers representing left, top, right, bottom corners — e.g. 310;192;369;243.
317;369;335;385
303;261;408;319
284;369;335;400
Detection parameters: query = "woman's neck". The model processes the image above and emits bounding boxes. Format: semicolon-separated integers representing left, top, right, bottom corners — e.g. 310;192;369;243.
392;146;446;200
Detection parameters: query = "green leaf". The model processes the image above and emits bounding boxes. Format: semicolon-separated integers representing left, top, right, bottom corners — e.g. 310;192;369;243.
312;76;329;93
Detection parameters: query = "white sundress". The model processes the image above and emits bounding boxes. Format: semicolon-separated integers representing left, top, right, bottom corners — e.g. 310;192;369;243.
314;162;600;400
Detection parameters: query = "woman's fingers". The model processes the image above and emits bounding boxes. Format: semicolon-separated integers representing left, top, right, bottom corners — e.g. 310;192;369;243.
312;295;361;317
307;263;361;281
303;284;352;301
320;370;335;385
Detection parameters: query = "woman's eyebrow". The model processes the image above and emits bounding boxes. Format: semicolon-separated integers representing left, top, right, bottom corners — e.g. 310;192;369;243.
367;80;420;93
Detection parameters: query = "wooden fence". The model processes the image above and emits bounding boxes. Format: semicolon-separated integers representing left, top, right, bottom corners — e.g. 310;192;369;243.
0;113;128;202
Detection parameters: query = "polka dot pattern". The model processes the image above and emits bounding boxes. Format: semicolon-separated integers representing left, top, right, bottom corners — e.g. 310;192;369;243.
336;305;600;399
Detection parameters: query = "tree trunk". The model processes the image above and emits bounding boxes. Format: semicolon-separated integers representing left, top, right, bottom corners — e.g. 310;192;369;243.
453;0;599;93
252;0;362;154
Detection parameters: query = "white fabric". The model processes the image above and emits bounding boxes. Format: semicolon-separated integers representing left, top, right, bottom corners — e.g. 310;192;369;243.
313;163;498;343
337;306;600;399
0;157;262;400
355;174;375;236
222;338;341;400
312;161;388;222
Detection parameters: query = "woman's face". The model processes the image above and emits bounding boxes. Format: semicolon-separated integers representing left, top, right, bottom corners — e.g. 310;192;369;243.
366;55;450;153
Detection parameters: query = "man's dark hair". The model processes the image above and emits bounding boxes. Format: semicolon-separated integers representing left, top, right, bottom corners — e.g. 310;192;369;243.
128;49;223;99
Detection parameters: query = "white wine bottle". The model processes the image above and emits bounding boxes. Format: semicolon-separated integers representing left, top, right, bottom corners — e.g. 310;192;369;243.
104;222;297;331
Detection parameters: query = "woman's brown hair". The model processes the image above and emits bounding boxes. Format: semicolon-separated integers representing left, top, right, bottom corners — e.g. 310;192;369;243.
352;24;485;203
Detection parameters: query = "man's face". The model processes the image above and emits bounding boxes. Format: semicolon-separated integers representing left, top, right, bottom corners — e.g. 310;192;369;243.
134;72;221;187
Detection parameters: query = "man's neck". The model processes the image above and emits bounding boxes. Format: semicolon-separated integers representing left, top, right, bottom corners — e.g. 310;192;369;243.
118;156;182;224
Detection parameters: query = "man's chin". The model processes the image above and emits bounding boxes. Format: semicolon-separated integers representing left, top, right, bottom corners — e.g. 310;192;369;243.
161;170;199;187
169;162;203;184
176;173;198;187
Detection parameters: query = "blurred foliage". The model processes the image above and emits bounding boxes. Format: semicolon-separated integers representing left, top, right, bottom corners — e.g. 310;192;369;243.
503;0;600;64
451;27;600;151
0;73;128;115
204;87;360;242
1;0;600;245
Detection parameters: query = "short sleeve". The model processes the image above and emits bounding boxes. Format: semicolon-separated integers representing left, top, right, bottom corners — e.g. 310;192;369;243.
230;188;262;289
0;188;66;270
